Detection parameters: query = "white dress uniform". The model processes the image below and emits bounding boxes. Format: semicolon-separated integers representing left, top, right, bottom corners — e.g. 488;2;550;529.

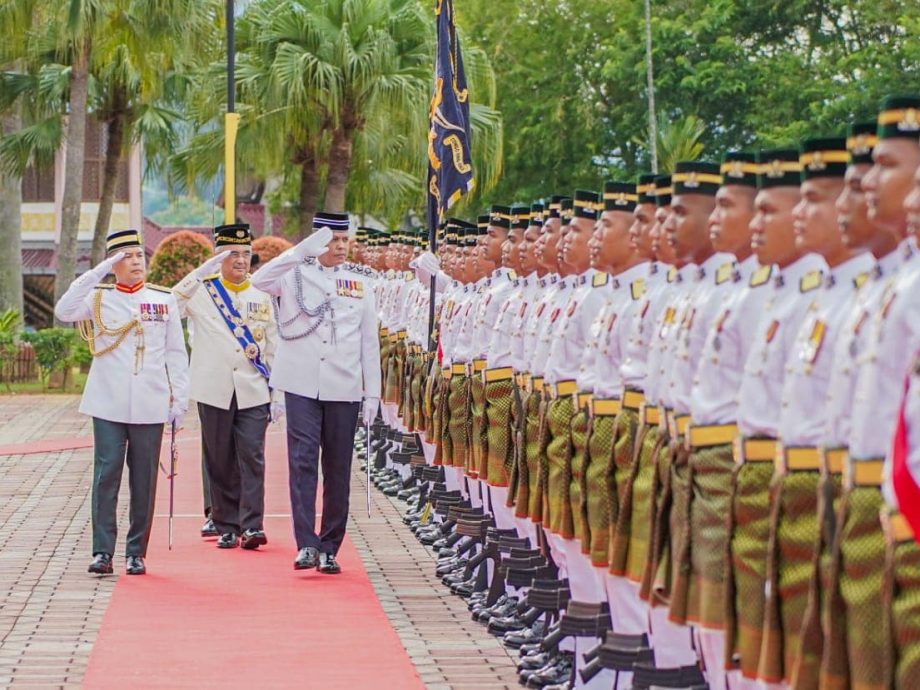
54;256;190;563
251;235;381;560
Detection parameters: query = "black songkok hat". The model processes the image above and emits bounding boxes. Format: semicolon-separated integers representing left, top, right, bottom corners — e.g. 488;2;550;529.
877;95;920;141
654;175;672;207
572;189;601;221
756;149;802;189
214;223;252;248
313;210;350;232
720;151;758;188
488;205;512;229
603;181;638;212
529;202;545;227
106;229;143;254
636;174;656;204
560;197;575;224
847;121;878;165
672;161;721;196
800;137;849;180
510;205;530;230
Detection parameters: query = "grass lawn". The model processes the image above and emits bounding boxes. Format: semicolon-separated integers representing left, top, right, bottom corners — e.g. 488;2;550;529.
0;369;87;395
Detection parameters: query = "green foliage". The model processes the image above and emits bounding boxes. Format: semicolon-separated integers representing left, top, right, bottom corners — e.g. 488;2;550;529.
150;195;221;228
0;309;21;390
21;327;75;386
147;230;214;287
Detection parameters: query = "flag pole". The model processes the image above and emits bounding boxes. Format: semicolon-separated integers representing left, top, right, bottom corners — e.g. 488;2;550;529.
224;0;239;224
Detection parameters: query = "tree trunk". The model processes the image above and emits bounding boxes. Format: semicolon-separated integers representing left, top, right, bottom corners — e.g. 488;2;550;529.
0;106;24;317
297;155;319;240
54;42;91;320
322;126;353;213
643;0;659;174
90;95;127;266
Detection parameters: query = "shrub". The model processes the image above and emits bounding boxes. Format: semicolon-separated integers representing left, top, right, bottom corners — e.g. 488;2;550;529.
22;328;76;387
147;230;214;287
251;235;293;267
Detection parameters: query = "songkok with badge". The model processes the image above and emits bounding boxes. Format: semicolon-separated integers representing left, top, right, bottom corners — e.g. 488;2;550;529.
530;202;545;227
637;174;657;204
573;189;600;221
672;160;721;196
654;175;672;207
756;148;803;188
877;94;920;141
800;137;848;180
510;205;530;230
489;205;512;230
560;197;575;224
847;121;877;165
720;152;758;187
603;181;638;213
215;223;252;248
547;195;569;221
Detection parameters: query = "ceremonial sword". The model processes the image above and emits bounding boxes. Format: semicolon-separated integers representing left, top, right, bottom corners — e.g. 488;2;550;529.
168;421;178;549
366;419;372;517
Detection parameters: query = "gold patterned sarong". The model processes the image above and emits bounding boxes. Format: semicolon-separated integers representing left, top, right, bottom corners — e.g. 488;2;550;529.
569;408;591;550
668;442;694;624
609;410;640;575
790;471;842;690
725;461;774;678
818;486;888;690
545;396;576;538
622;423;659;584
641;428;670;604
485;379;514;487
688;442;735;629
521;390;545;520
586;414;616;566
469;375;486;479
446;374;469;468
884;509;920;690
506;382;525;507
759;470;820;684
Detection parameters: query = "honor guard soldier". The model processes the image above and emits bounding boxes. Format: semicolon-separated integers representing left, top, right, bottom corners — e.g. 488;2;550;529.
174;223;279;551
252;212;381;575
55;229;189;576
726;148;827;686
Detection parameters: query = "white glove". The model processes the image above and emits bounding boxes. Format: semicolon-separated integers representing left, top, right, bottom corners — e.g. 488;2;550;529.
417;251;440;275
411;257;433;284
87;251;126;281
362;397;380;426
168;404;187;426
271;398;286;423
194;250;232;280
293;227;333;260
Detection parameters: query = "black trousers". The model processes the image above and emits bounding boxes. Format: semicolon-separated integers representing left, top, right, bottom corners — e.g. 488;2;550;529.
198;395;270;535
91;418;164;557
285;392;360;554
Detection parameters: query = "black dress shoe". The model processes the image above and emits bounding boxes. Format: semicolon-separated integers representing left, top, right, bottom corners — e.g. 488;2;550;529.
126;556;146;575
318;552;341;574
217;533;239;549
88;553;113;575
240;529;267;550
294;546;319;570
201;516;218;537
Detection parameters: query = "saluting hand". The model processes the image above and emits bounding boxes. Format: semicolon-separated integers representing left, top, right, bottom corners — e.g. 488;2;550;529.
194;250;232;280
90;251;127;279
293;227;333;260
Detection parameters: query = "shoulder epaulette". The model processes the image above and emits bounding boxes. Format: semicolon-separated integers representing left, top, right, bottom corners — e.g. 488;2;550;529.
303;257;317;265
592;272;609;288
147;284;172;293
667;266;678;283
507;270;517;282
799;270;822;293
630;278;646;300
343;262;377;278
202;273;220;282
94;284;114;289
749;265;773;288
716;261;734;285
854;271;870;289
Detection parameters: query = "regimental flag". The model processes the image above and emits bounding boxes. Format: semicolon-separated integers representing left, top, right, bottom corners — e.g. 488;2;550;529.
426;0;474;236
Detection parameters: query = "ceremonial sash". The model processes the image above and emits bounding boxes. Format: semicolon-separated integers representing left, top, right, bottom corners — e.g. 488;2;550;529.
205;278;270;379
892;353;920;541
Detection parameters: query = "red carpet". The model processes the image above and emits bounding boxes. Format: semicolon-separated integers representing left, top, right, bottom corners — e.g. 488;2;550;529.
0;435;94;456
82;427;423;689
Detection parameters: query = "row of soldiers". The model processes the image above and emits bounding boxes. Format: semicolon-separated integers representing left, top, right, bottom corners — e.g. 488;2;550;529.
360;94;920;690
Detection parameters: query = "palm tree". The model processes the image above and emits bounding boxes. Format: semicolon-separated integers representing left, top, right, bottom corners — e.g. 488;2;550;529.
88;0;224;265
655;114;706;171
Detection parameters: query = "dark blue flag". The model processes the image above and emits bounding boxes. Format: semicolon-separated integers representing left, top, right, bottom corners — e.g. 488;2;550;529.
426;0;474;238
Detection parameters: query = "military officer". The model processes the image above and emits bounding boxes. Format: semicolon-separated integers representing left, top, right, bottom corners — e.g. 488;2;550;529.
251;212;380;575
174;223;279;550
55;229;189;576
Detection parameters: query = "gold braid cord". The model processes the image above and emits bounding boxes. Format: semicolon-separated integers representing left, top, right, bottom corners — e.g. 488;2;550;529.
78;289;146;373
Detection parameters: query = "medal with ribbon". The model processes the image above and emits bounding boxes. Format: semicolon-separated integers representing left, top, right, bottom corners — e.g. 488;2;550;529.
205;278;271;379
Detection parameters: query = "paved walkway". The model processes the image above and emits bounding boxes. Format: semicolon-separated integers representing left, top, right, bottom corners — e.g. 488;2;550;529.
0;396;520;689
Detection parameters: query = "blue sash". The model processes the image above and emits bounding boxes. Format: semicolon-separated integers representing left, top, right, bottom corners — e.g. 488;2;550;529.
204;278;271;379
